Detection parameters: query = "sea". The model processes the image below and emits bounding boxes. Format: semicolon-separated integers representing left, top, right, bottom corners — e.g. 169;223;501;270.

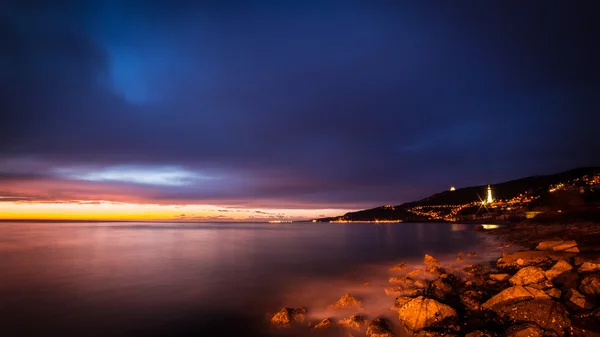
0;221;503;337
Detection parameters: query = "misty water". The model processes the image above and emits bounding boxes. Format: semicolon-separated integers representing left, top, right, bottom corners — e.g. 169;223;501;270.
0;222;503;337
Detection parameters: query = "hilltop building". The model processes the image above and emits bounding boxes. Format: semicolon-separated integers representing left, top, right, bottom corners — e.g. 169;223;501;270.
486;185;493;204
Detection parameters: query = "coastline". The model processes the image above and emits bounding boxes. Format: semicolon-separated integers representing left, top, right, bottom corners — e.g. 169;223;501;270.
269;221;600;336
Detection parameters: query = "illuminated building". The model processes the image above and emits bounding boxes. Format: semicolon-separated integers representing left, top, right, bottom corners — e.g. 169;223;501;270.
487;185;493;204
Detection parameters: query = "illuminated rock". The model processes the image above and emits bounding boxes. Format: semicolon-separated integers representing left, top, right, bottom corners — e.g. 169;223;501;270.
329;293;363;310
270;307;307;328
424;254;440;266
397;296;457;331
389;263;408;272
489;273;511;282
509;266;547;286
338;315;368;330
580;273;600;297
565;289;594;310
482;286;549;311
366;318;394;337
545;260;573;281
311;318;333;330
505;323;543;337
495;299;570;337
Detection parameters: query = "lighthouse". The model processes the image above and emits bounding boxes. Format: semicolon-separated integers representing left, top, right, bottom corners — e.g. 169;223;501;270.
486;185;493;204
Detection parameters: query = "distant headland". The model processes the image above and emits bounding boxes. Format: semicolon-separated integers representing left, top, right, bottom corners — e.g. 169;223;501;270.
313;167;600;223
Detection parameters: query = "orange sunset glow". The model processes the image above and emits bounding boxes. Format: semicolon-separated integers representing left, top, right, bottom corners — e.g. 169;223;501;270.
0;201;351;221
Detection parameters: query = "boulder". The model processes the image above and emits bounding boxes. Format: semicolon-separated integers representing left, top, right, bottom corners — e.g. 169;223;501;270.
553;271;580;289
397;296;457;331
366;318;394;337
429;278;454;300
489;274;511;282
497;250;574;269
546;288;561;299
545;260;573;281
393;296;413;310
389;263;408;272
495;299;570;336
579;261;600;273
338;315;368;330
580;273;600;297
525;280;554;290
565;289;594;310
311;318;333;330
536;240;579;252
425;265;445;276
329;293;363;310
460;289;484;311
270;307;307;328
482;286;550;311
509;266;546;286
505;323;544;337
384;286;423;297
414;279;429;289
424;254;440;266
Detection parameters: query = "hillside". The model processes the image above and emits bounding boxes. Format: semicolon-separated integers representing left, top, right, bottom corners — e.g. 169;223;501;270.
317;167;600;222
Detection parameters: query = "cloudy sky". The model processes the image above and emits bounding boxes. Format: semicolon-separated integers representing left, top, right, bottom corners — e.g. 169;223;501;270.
1;1;599;220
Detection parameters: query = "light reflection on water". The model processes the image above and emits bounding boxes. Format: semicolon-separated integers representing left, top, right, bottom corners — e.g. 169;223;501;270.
0;222;500;337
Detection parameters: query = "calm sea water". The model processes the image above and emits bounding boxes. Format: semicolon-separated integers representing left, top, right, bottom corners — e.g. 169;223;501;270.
0;222;501;337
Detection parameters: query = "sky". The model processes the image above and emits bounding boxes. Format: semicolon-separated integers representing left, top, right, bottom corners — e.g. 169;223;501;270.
1;1;599;221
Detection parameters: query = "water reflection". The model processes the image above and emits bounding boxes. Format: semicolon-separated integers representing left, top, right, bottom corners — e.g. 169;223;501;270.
0;222;494;337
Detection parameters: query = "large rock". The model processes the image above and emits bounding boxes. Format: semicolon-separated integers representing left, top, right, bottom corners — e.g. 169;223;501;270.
311;318;333;330
338;315;368;330
505;323;544;337
546;288;561;299
545;260;573;281
393;296;413;311
425;265;445;276
270;307;307;328
579;261;600;273
424;254;440;266
509;266;546;286
329;293;363;310
536;240;579;252
580;273;600;297
396;296;458;331
413;331;459;337
366;318;394;337
460;289;484;311
482;286;550;311
565;289;594;310
495;299;570;336
497;251;574;269
429;277;454;300
384;286;423;297
407;269;424;278
553;271;580;289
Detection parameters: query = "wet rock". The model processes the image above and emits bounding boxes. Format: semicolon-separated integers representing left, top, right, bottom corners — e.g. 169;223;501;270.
525;280;554;290
424;254;440;266
546;288;561;299
545;260;573;281
338;315;368;330
468;252;477;257
329;293;363;310
384;286;423;297
457;257;464;263
393;296;413;310
311;318;333;330
389;263;408;272
497;251;574;269
429;278;454;300
414;279;429;289
482;286;550;311
363;281;373;287
425;265;445;276
366;318;394;337
579;261;600;273
566;289;594;310
465;331;497;337
270;307;307;328
460;289;484;311
396;296;458;331
495;299;570;336
389;276;411;284
489;274;511;282
509;266;547;286
536;240;579;252
505;323;544;337
580;273;600;297
553;271;580;289
407;269;424;278
463;264;489;276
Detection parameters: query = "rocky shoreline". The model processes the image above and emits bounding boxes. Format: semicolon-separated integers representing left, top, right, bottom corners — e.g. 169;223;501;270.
267;223;600;336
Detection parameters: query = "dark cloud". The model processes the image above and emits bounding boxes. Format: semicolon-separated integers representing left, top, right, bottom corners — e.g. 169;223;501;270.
1;0;599;209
